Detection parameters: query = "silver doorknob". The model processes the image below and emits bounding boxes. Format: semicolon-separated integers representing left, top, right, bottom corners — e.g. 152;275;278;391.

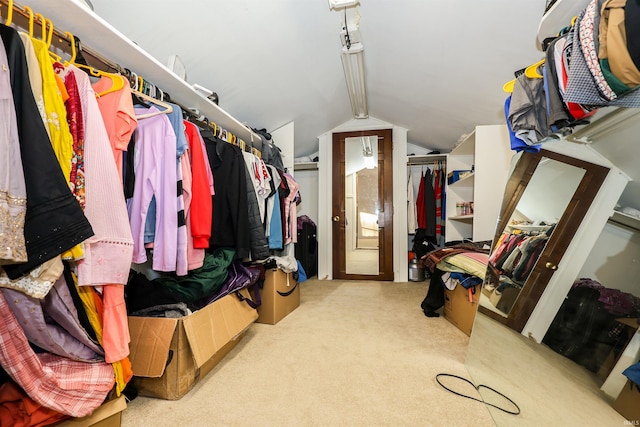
332;216;340;222
545;262;558;270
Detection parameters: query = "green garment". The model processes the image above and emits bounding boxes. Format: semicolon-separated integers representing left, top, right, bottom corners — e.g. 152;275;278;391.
153;248;236;303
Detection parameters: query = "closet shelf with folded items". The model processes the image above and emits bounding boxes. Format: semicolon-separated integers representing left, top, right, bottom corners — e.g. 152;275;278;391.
536;0;591;50
505;0;640;153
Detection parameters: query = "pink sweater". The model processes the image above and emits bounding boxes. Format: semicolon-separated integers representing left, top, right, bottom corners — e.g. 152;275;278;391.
69;66;134;286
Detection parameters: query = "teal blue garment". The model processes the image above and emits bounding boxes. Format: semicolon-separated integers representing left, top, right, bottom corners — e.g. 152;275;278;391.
153;248;235;303
269;196;283;250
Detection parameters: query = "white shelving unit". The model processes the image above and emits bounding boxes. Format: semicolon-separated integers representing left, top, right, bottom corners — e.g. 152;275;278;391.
445;125;513;243
609;211;640;232
293;162;319;171
446;132;476;241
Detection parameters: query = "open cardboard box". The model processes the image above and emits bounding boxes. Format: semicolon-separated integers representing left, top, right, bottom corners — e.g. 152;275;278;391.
127;289;258;400
613;379;640;423
256;268;300;325
56;395;126;427
443;284;480;336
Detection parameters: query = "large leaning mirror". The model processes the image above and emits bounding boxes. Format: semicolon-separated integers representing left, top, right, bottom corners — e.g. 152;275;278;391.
480;157;585;318
465;148;631;425
477;149;607;332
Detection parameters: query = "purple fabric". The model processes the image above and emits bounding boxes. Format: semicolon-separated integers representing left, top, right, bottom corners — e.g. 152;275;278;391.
297;215;317;230
128;107;179;272
1;275;104;362
573;278;640;317
195;260;260;309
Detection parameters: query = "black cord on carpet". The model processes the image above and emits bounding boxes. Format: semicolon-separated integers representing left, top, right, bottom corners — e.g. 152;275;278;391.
435;373;521;415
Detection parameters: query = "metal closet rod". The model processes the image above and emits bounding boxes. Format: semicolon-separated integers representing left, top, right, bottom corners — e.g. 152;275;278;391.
0;0;262;157
1;0;122;74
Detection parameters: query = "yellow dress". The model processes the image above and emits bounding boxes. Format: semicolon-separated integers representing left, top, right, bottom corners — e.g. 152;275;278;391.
30;37;73;183
31;38;84;260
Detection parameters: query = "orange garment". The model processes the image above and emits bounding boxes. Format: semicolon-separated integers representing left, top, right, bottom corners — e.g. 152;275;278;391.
77;284;132;396
101;284;130;363
0;381;69;427
54;74;69;103
92;75;138;181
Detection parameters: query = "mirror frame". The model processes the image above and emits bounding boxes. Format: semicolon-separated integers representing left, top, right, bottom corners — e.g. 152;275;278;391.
478;149;609;332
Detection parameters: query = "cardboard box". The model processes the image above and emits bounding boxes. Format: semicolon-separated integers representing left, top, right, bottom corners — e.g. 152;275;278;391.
127;289;258;400
257;269;300;325
488;288;503;307
57;395;126;427
443;284;479;336
613;380;640;423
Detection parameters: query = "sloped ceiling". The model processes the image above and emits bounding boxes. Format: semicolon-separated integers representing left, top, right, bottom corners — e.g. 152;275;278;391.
87;0;548;157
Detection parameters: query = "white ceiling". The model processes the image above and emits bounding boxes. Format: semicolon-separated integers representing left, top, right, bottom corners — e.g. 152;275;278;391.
87;0;549;157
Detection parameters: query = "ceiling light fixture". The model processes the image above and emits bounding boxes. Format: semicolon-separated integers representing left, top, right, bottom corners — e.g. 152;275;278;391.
331;0;367;119
342;42;368;119
362;136;375;168
328;0;360;10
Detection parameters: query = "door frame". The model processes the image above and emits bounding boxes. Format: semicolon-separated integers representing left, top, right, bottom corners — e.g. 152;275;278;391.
331;129;394;281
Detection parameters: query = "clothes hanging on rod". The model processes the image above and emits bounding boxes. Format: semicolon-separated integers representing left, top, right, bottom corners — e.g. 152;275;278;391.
0;3;297;421
408;161;446;246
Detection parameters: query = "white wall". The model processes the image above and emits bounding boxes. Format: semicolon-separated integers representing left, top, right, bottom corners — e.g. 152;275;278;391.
578;222;640;295
271;121;295;173
295;170;319;225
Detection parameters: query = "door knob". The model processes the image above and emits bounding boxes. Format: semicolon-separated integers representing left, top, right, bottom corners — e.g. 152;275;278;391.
332;216;340;222
545;262;558;270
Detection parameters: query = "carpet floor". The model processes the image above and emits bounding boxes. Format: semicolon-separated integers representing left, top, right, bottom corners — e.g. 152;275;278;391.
120;278;495;426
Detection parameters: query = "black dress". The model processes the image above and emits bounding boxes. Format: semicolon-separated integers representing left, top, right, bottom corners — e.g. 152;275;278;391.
0;25;94;279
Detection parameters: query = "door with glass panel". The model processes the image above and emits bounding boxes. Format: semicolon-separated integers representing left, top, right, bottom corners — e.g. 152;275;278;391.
332;129;394;280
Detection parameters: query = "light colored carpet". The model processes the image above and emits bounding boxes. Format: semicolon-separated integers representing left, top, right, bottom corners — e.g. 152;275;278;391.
466;312;628;427
121;279;495;427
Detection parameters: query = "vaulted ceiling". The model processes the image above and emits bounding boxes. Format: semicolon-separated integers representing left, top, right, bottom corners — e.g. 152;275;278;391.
84;0;549;157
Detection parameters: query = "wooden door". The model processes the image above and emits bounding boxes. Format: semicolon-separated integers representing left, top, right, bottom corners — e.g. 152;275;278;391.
332;129;394;281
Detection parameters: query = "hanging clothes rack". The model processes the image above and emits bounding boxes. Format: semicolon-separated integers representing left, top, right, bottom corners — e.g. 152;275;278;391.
406;153;447;166
1;0;263;156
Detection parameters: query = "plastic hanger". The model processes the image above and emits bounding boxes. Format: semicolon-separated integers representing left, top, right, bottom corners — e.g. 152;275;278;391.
524;59;545;79
22;6;34;36
503;67;528;93
132;89;173;119
43;18;61;63
3;0;14;27
503;79;516;93
34;13;47;40
64;32;125;97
